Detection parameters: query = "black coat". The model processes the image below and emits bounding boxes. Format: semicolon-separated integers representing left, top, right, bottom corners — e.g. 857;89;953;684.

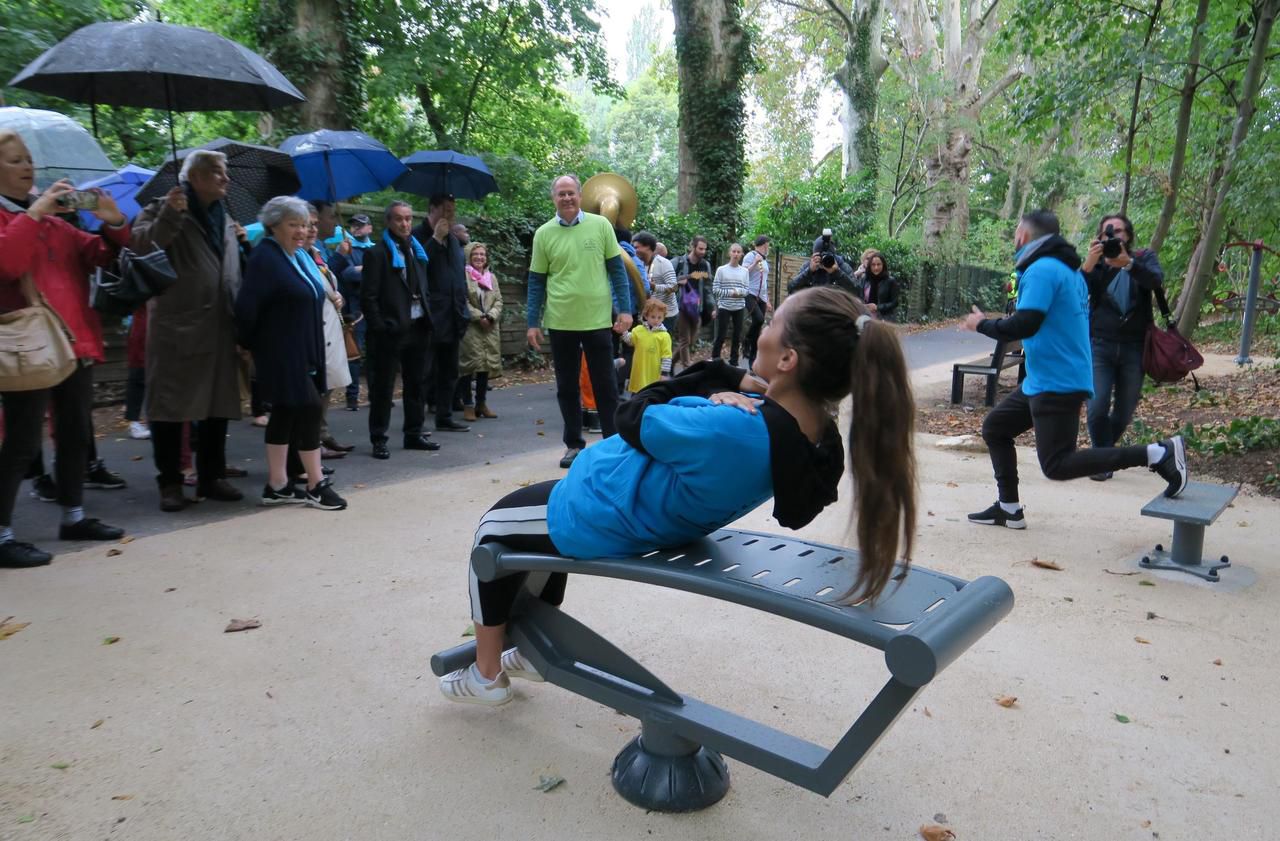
787;264;859;296
414;224;470;345
860;271;901;322
234;238;326;407
360;236;431;335
1085;249;1164;344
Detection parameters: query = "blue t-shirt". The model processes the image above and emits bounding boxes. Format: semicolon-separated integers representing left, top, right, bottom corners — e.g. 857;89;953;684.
1015;251;1093;397
548;396;773;558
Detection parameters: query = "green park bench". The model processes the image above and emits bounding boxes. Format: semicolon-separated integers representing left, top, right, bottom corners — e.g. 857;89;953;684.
432;528;1014;812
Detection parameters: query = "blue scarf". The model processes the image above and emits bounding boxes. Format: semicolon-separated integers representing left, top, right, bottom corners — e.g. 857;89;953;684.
1107;268;1133;315
383;229;428;270
350;236;375;250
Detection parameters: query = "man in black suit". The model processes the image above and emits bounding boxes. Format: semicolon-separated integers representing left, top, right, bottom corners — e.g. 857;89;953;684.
360;200;440;459
413;194;471;432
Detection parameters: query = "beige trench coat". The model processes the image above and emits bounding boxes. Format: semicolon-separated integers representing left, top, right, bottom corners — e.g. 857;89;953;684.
317;261;352;391
459;276;503;377
130;198;243;422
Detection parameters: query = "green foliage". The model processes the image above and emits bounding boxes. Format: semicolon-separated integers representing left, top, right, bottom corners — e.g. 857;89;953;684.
752;162;875;255
1130;416;1280;456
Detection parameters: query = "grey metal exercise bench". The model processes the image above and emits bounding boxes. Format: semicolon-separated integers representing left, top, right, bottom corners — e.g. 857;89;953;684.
1139;481;1238;581
431;528;1014;812
951;338;1025;406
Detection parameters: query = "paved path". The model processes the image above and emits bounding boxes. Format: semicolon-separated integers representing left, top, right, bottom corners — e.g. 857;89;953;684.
12;324;986;551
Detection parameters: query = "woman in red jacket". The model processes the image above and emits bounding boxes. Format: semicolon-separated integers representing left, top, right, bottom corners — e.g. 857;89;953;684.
0;129;130;568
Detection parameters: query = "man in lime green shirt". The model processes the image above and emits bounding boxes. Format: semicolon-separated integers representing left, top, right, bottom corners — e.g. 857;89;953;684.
526;174;633;468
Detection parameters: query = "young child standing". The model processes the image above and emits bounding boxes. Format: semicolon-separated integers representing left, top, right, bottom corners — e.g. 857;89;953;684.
621;297;673;394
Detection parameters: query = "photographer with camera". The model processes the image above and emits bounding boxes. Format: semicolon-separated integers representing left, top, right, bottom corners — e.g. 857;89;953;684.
1081;213;1165;481
787;235;857;297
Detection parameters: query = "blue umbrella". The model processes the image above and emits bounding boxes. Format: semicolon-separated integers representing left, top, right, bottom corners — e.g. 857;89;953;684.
392;150;499;200
280;129;407;202
76;163;155;231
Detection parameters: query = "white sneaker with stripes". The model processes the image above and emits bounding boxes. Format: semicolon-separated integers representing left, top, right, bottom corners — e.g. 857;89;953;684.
439;663;512;706
500;647;545;682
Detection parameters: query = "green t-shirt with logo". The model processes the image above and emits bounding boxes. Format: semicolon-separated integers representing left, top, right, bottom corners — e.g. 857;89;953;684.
529;211;622;331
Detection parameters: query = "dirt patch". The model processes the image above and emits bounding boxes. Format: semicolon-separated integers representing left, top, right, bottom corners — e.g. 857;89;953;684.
918;363;1280;498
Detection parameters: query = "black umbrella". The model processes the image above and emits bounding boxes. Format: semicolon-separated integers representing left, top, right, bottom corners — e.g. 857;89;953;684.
135;138;300;225
7;20;305;160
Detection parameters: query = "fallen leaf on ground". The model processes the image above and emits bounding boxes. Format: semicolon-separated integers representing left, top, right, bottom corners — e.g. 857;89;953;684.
944;481;959;488
923;707;932;718
919;824;956;841
1139;580;1156;587
119;536;135;544
1141;820;1152;828
224;619;261;633
1147;611;1158;620
995;695;1018;708
106;548;123;557
130;455;143;461
536;430;545;436
90;719;104;729
110;795;132;801
1213;659;1223;666
1031;559;1063;571
1134;636;1151;644
1103;569;1139;576
534;774;565;793
102;636;120;645
535;418;545;425
461;624;475;637
17;816;33;823
353;483;367;489
50;762;69;770
1114;713;1132;723
0;619;29;641
164;587;177;593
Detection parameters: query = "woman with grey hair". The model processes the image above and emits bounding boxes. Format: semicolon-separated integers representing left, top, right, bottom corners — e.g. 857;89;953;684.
234;196;347;511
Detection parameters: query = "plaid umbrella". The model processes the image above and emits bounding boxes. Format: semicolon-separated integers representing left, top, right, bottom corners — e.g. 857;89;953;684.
135;138;300;225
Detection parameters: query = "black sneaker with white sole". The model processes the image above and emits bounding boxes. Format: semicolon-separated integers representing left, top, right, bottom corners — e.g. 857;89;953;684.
304;478;347;511
1151;435;1189;498
84;460;126;489
967;501;1027;529
261;482;306;506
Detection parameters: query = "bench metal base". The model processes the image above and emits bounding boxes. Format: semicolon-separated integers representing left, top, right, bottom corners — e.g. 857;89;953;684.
612;727;730;812
1139;482;1238;582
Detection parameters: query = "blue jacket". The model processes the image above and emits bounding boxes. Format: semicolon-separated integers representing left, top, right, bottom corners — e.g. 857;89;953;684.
234;237;327;407
1013;234;1092;397
547;361;844;558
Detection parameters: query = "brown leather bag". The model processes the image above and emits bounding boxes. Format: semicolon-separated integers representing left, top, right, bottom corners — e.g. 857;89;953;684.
342;313;363;362
0;274;77;391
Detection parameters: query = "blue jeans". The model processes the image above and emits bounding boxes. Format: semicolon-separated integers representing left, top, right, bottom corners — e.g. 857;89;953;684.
1087;337;1145;448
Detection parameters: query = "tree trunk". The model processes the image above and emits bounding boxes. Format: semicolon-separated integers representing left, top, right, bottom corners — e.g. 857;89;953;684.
830;0;889;181
672;0;750;236
922;127;972;257
1149;0;1210;253
1176;0;1279;337
292;0;355;130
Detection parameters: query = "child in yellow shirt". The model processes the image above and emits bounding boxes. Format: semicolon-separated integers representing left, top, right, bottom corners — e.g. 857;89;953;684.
621;297;673;393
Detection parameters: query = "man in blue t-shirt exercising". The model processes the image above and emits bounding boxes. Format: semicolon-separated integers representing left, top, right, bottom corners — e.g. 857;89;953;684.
962;210;1188;530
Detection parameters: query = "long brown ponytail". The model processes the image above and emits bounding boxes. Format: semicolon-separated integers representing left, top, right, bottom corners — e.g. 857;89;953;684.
780;287;917;602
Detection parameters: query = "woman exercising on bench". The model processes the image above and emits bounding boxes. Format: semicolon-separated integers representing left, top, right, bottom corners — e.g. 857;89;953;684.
441;286;918;705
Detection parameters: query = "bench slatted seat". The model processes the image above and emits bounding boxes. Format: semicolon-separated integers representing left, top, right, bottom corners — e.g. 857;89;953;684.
951;338;1025;406
432;528;1014;812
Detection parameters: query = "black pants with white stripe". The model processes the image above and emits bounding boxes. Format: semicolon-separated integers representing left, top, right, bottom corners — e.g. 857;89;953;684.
469;480;566;626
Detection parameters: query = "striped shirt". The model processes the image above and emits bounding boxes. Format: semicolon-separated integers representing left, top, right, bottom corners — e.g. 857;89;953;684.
713;264;749;311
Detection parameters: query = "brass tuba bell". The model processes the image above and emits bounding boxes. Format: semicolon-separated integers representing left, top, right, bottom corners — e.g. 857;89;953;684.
582;172;646;309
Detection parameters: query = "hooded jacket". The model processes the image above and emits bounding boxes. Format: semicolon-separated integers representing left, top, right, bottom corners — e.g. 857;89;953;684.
1084;249;1164;344
545;360;843;559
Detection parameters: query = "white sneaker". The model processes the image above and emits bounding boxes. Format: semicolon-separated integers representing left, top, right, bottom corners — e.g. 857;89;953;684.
439;663;512;706
129;421;151;440
500;647;545;682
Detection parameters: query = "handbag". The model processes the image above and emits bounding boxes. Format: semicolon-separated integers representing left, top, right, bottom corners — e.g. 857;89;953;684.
0;274;78;392
1143;286;1203;384
679;282;701;322
91;248;178;317
342;313;363;361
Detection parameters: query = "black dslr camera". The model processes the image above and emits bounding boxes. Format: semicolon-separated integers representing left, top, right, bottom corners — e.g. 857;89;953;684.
1099;224;1124;259
820;253;836;269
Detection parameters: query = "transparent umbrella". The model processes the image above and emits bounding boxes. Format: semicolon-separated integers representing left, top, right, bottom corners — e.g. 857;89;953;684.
0;106;115;189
